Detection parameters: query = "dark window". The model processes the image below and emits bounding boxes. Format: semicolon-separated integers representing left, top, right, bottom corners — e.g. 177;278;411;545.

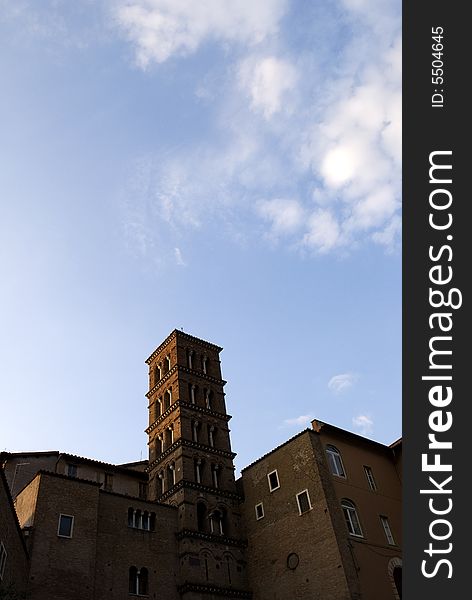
364;465;377;490
0;542;7;580
380;515;395;545
326;445;346;477
393;566;402;599
67;464;77;477
268;470;280;491
129;566;148;595
58;514;74;538
341;499;363;537
296;490;311;514
197;502;207;532
255;503;264;520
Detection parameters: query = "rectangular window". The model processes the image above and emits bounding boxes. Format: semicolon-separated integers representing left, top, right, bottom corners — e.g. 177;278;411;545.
364;466;377;491
267;470;280;492
0;541;7;580
67;464;78;477
255;503;264;520
57;514;74;538
296;490;312;515
380;516;395;545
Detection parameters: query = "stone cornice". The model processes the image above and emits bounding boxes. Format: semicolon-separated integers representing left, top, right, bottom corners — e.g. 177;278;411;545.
145;400;231;435
155;479;242;502
146;365;226;399
145;329;223;365
176;529;248;549
177;582;252;598
146;440;236;472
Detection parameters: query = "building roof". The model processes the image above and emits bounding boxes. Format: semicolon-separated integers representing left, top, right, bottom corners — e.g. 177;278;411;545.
241;419;402;473
0;467;29;556
1;451;148;479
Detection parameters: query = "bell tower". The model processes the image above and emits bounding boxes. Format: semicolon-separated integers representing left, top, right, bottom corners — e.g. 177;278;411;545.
145;330;251;599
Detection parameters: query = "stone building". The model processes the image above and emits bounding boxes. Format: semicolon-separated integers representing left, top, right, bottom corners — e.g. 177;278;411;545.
1;330;401;599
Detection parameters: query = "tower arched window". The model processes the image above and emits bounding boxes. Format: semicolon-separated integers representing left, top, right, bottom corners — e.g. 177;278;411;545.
188;349;194;369
208;425;216;448
128;508;134;527
197;501;207;532
202;355;208;374
154;365;161;384
192;420;200;443
189;384;196;404
164;389;172;411
204;388;212;409
157;472;164;496
164;355;171;374
156;398;162;418
195;458;204;484
341;499;363;537
167;463;175;489
156;435;163;456
211;464;220;489
210;509;224;535
326;445;346;477
164;427;173;449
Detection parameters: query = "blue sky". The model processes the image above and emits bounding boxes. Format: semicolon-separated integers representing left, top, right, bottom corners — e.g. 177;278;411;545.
0;0;401;475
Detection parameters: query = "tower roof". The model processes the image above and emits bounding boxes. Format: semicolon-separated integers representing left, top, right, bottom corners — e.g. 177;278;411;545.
145;329;223;365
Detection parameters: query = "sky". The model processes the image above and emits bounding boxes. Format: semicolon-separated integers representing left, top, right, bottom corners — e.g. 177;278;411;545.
0;0;401;475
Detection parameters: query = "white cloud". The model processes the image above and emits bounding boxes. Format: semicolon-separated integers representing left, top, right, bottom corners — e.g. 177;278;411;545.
239;56;298;119
352;414;374;435
257;198;304;236
284;414;313;427
302;209;341;253
328;372;359;394
114;0;288;68
174;247;186;266
119;1;401;258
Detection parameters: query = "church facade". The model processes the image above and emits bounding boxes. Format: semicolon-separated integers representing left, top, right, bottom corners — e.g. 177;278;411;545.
1;330;402;599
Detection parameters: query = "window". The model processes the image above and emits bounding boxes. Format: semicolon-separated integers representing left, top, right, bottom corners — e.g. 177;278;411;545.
188;350;194;369
67;464;77;477
208;425;216;448
255;503;264;520
192;420;200;443
128;509;155;531
326;445;346;477
164;355;171;373
195;458;203;484
129;566;148;595
267;470;280;492
202;356;208;374
209;509;224;535
296;490;312;515
380;516;395;545
0;542;7;581
57;514;74;538
211;464;220;488
341;500;363;537
167;463;175;489
364;466;377;491
197;502;207;532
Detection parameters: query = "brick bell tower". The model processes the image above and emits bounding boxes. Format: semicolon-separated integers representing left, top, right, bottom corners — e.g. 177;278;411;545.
145;330;251;599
